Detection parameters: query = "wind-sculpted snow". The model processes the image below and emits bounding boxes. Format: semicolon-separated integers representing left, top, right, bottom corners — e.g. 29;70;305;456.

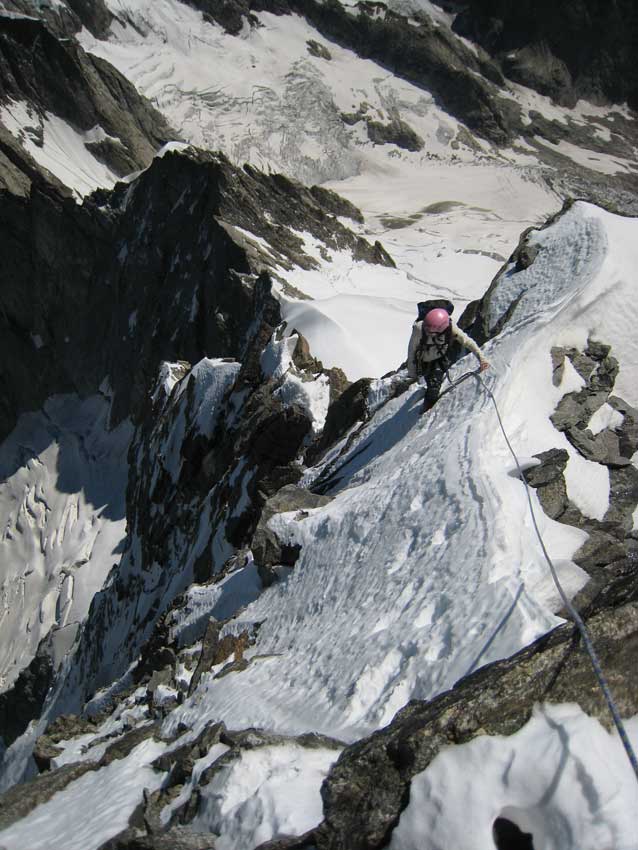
389;705;638;850
0;395;131;694
163;203;636;745
485;208;607;336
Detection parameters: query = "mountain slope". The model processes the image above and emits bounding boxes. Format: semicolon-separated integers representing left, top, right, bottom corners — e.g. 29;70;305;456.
0;1;637;848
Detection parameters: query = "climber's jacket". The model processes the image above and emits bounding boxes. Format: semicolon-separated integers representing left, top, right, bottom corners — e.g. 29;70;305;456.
407;320;488;379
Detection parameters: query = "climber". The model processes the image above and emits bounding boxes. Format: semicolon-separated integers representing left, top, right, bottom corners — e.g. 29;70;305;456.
407;302;490;411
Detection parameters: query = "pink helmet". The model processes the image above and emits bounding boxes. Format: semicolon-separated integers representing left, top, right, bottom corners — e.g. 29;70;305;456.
424;308;450;333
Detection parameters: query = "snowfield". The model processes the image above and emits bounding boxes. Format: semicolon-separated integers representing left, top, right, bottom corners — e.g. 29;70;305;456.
0;396;131;693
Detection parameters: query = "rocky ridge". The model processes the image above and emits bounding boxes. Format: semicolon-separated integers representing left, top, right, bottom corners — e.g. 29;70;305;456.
1;203;636;847
0;10;176;186
0;3;637;847
0;145;391;746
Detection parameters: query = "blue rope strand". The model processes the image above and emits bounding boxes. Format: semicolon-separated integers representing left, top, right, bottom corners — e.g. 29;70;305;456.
475;372;638;783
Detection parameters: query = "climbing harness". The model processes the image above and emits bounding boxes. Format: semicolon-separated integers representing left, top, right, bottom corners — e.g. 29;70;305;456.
473;372;638;784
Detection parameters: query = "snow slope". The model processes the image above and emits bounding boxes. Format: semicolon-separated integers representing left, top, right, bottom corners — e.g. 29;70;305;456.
158;202;637;748
0;100;121;198
0;395;132;692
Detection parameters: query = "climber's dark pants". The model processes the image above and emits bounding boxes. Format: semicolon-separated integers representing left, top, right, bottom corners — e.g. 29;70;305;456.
420;357;448;411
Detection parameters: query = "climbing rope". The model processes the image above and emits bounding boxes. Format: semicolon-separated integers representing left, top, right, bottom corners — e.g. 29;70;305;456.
473;372;638;783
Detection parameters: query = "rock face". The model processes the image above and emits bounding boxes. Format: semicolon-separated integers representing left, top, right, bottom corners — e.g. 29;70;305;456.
453;0;638;109
0;147;382;443
0;13;176;179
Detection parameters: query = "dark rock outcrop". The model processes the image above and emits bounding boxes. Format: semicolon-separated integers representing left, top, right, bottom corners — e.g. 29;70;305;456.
453;0;638;109
0;13;175;179
0;648;53;747
366;117;424;152
251;484;332;578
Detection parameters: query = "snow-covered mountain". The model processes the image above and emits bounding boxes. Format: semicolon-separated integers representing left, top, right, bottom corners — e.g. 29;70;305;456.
0;2;637;849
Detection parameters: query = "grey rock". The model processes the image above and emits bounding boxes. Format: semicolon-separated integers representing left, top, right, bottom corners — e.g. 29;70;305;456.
585;339;612;361
308;598;638;850
366;118;424;152
523;448;568;487
567;351;597;382
564;426;630;467
590;355;619;392
605;466;638;532
34;713;99;772
514;239;539;272
573;532;628;571
97;825;216;850
550;347;567;387
100;722;161;767
219;727;343;753
550;393;588;431
251;484;332;568
522;448;569;520
608;402;638;459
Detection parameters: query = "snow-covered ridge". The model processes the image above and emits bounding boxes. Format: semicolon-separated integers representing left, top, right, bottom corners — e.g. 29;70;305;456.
1;199;637;850
157;202;637;743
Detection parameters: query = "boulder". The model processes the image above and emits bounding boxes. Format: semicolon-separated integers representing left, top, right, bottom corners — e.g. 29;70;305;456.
522;448;570;520
251;484;332;569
